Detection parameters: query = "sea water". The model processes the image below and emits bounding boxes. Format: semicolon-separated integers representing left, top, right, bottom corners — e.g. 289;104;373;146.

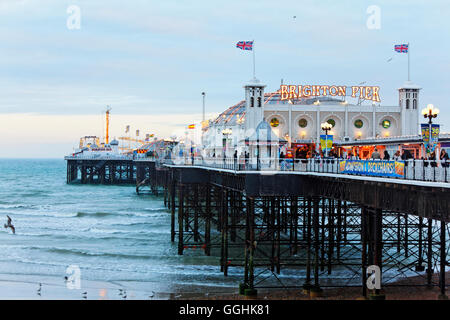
0;159;242;298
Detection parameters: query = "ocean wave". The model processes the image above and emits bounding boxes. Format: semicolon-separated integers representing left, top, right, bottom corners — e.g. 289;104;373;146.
0;204;35;210
75;211;113;218
28;246;155;260
1;211;78;218
144;207;167;212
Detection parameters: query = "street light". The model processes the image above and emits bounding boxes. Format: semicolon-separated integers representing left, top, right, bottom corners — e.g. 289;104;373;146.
321;122;333;157
421;104;439;155
422;104;439;124
202;92;206;122
222;128;232;159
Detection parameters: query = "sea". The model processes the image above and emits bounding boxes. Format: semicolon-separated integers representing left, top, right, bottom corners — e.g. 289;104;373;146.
0;159;398;299
0;159;244;299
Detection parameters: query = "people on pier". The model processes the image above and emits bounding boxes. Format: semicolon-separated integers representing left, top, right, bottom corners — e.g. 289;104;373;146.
440;149;449;167
371;148;381;160
383;150;390;161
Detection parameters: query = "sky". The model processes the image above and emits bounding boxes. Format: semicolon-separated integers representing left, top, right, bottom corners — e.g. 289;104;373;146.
0;0;449;158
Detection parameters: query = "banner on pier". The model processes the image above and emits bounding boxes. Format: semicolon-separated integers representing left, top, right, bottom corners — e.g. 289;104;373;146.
339;160;405;178
320;135;333;152
421;123;440;154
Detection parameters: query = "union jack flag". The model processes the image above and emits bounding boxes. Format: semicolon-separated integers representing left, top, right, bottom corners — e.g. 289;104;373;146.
236;41;253;50
394;44;408;53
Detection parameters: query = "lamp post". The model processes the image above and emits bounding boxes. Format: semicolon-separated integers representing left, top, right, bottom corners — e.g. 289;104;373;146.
222;128;232;160
421;104;439;154
321;122;333;157
202;92;206;122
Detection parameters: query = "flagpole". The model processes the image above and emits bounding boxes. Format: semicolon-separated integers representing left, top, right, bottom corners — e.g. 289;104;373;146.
407;42;410;81
252;40;256;79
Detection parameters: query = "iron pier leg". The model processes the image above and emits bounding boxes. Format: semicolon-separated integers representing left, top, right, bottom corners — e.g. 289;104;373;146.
427;218;433;288
205;187;211;256
303;197;312;293
311;197;322;297
178;185;184;255
416;216;425;271
361;206;368;299
439;221;448;300
170;181;176;242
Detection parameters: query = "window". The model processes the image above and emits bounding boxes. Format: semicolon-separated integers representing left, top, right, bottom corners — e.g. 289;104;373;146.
354;119;364;128
257;97;262;107
381;119;391;129
298;118;308;128
250;97;254;107
413;99;417;109
406;100;410;109
270;118;279;127
327;119;336;127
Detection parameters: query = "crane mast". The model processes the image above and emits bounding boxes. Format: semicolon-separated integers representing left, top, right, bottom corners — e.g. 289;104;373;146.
105;105;111;144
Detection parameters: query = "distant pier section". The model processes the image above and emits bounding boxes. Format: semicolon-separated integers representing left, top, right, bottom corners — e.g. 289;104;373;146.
65;155;135;184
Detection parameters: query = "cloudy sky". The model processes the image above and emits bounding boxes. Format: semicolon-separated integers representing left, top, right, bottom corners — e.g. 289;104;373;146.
0;0;449;157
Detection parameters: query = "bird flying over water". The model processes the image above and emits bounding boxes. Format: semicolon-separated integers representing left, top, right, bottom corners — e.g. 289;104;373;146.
4;215;15;234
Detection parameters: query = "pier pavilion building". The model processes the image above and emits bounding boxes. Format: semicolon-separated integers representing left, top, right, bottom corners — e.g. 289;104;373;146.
202;78;422;158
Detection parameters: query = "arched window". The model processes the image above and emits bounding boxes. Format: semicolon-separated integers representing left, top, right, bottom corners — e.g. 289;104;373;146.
406;100;410;109
250;97;254;107
257;97;262;107
413;99;417;109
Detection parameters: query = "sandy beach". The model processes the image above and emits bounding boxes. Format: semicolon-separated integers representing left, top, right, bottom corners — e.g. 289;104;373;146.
0;272;447;300
182;272;450;300
0;273;240;300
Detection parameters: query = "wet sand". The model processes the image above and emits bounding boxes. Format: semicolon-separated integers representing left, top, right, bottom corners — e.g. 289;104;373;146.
181;272;450;300
0;272;447;300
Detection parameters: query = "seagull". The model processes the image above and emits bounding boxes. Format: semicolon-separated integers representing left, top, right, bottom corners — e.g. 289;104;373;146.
82;291;87;299
37;283;42;296
4;215;15;234
387;57;393;62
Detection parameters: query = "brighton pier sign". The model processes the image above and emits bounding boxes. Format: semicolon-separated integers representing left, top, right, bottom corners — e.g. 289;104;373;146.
280;85;381;102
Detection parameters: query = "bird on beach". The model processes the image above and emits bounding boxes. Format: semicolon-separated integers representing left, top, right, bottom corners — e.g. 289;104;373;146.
4;215;15;234
82;291;87;299
37;283;42;296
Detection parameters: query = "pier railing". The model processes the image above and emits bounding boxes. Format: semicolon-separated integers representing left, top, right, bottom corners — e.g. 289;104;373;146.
64;154;133;160
158;157;450;183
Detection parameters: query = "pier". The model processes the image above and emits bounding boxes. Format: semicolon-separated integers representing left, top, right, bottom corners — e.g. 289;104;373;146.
131;157;449;299
64;155;449;299
65;156;135;184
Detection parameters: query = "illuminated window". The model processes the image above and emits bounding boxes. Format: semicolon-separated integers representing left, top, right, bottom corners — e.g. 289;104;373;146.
327;119;336;127
298;118;308;128
381;119;391;129
270;118;280;127
354;119;363;128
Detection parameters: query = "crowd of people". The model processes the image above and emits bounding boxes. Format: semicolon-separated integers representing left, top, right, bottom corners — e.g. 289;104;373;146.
278;146;450;168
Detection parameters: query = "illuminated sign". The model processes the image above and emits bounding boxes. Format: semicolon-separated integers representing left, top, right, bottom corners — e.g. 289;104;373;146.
280;85;381;102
